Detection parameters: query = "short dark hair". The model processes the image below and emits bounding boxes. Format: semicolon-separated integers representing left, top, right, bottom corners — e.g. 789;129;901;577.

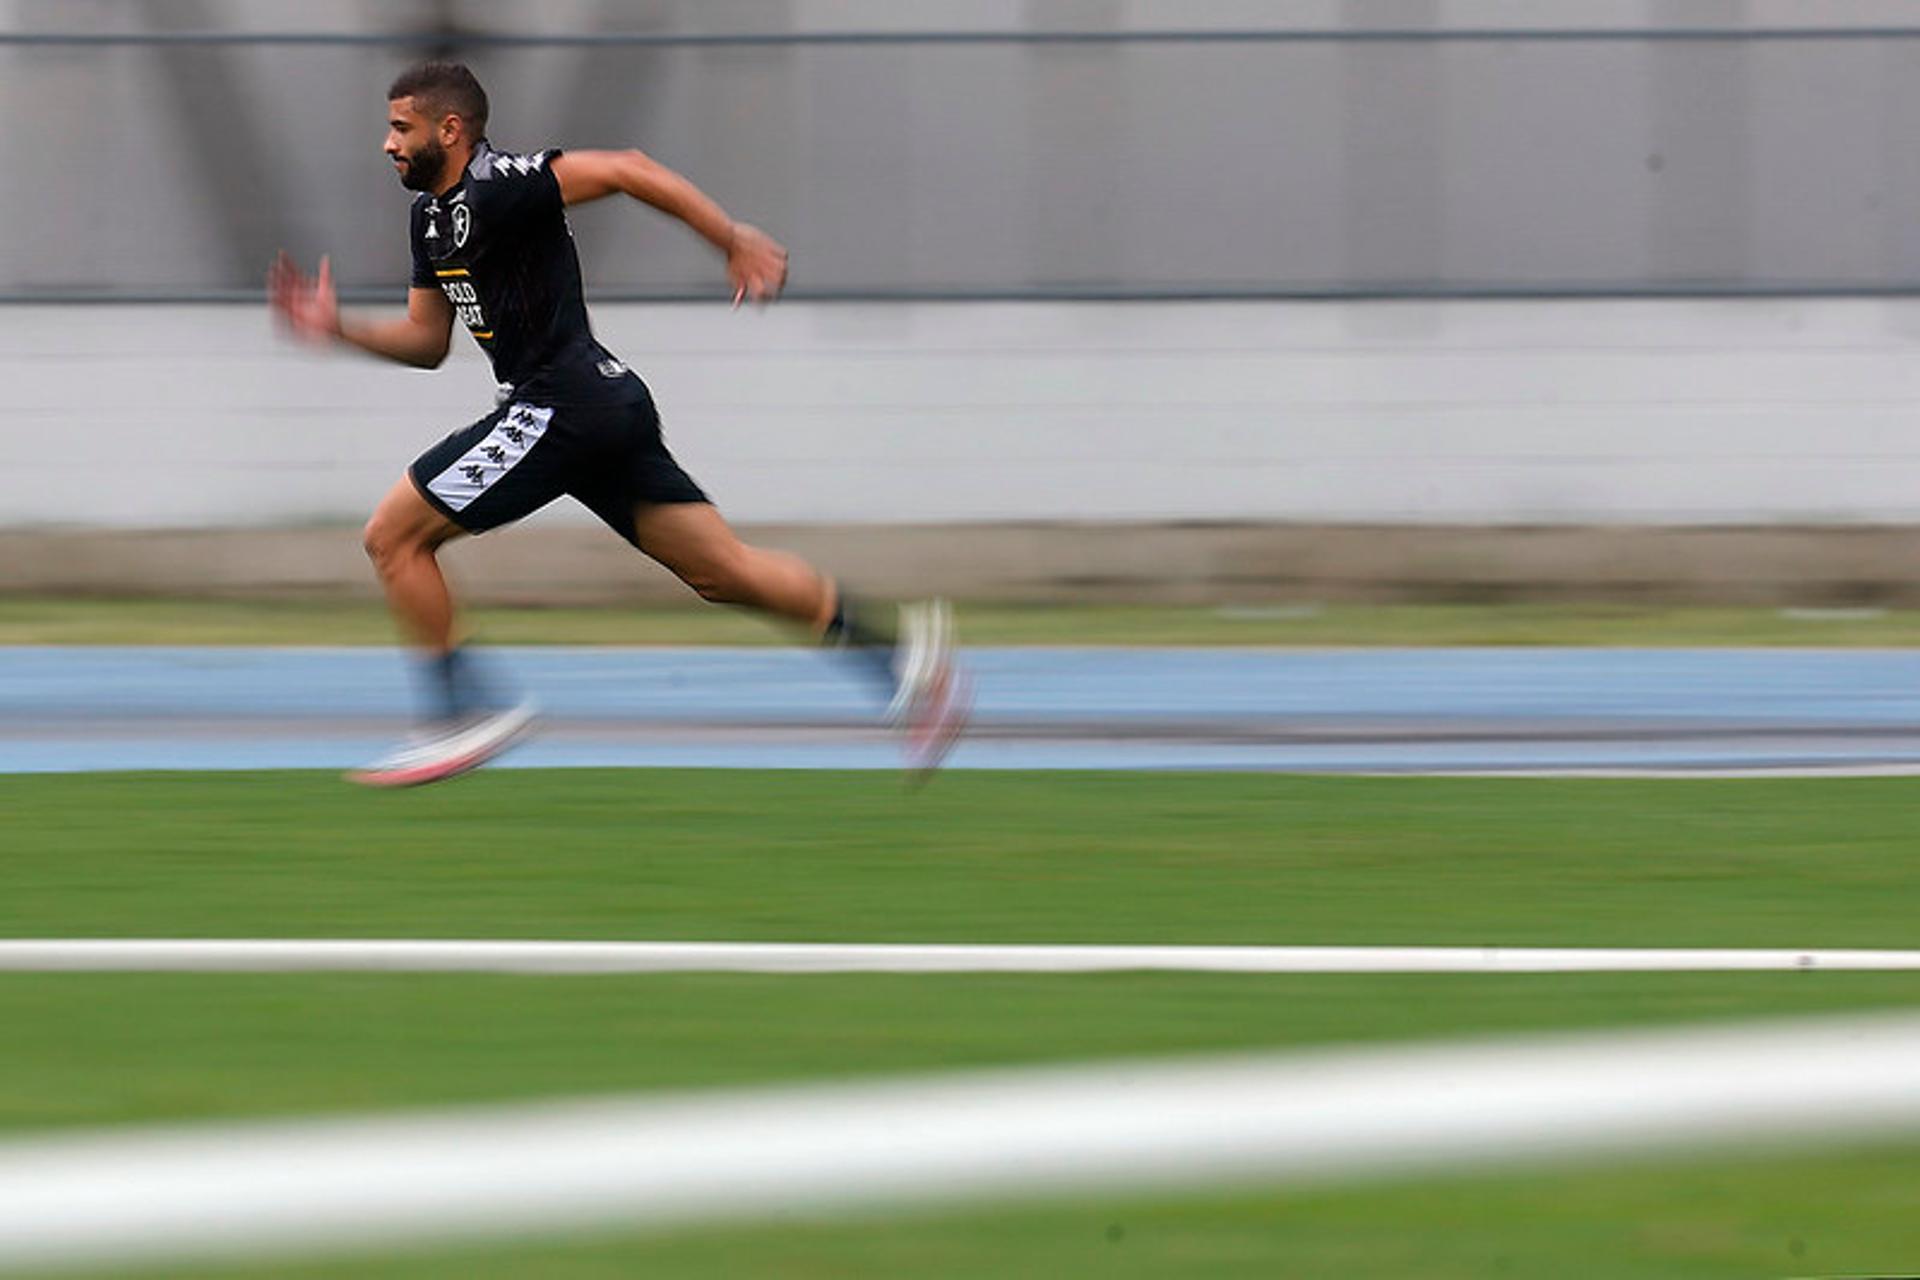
388;61;489;139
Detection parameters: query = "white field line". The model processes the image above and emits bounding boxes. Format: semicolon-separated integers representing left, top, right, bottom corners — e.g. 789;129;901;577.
1387;763;1920;779
5;1012;1920;1271
5;939;1920;973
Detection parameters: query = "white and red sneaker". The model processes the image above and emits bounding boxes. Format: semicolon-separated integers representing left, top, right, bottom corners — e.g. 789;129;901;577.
907;660;972;780
889;600;970;778
347;699;537;788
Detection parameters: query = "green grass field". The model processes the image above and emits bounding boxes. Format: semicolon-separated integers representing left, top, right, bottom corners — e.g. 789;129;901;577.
7;770;1920;947
8;970;1920;1135
9;768;1920;1275
8;594;1920;646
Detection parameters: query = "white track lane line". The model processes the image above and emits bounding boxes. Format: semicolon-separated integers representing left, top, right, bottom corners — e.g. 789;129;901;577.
1375;763;1920;779
4;1012;1920;1271
5;939;1920;973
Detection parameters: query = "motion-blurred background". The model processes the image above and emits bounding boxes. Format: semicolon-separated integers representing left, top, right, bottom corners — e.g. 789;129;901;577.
12;0;1920;605
11;6;1920;1279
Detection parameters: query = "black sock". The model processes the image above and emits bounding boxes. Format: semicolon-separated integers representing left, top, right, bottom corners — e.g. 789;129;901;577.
823;592;899;694
424;646;486;722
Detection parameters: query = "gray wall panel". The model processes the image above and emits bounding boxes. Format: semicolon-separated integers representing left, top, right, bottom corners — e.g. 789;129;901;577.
11;3;1920;297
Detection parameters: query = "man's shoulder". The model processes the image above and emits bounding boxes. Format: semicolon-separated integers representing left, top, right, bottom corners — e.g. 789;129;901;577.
466;142;564;184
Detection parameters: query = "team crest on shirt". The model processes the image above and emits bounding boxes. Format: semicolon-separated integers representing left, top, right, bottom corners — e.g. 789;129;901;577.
451;203;472;249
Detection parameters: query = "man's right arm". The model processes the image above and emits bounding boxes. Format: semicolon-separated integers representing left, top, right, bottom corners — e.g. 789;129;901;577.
338;287;455;369
269;253;454;369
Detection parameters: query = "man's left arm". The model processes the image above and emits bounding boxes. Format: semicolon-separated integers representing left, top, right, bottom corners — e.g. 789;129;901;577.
551;149;788;306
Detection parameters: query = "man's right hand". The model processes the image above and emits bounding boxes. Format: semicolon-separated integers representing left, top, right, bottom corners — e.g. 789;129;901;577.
268;252;342;343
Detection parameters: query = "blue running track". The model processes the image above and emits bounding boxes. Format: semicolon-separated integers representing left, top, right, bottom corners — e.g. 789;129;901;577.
4;647;1920;774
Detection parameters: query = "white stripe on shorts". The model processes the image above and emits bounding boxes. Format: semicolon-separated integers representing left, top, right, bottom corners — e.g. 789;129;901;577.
425;402;554;513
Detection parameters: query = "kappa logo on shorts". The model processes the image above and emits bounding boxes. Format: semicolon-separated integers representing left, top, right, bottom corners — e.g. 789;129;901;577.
428;403;556;514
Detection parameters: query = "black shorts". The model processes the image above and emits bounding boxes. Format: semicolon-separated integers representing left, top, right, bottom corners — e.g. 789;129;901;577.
408;384;708;546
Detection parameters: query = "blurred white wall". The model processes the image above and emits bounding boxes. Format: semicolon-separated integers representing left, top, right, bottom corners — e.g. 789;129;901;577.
6;298;1920;529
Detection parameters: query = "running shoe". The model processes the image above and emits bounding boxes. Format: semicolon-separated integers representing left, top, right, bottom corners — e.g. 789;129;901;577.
907;659;972;780
347;698;537;788
890;599;970;778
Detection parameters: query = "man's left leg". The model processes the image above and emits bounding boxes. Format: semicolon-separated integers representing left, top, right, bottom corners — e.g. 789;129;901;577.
631;500;834;631
631;501;967;770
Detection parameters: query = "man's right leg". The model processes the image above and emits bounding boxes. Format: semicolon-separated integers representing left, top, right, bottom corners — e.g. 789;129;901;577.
362;473;495;724
362;474;463;656
350;473;532;786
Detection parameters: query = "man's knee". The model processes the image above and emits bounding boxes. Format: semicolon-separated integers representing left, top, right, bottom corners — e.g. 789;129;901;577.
362;517;397;575
363;510;428;576
678;547;755;605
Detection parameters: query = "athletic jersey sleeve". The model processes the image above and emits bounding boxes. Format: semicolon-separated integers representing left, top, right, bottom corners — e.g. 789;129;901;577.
408;198;436;288
469;147;565;230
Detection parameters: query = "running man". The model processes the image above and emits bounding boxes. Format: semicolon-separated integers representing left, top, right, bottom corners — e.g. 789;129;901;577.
270;60;965;785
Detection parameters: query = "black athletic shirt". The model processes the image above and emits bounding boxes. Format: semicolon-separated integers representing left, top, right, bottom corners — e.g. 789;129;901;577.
409;140;635;403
